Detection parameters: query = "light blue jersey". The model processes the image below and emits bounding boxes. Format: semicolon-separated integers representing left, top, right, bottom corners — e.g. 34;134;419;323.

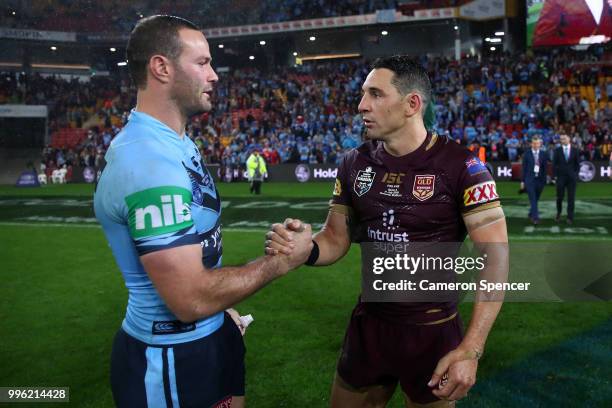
94;110;224;345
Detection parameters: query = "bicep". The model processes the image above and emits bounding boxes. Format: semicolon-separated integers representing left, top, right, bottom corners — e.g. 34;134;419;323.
140;244;207;322
463;206;507;243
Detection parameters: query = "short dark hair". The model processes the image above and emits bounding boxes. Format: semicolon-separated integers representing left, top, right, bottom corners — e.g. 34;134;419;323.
372;55;432;109
126;15;200;89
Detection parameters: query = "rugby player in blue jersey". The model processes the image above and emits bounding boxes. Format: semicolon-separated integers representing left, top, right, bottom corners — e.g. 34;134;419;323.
94;15;312;408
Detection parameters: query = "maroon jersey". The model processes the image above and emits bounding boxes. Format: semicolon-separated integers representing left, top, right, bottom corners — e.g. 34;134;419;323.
330;132;501;323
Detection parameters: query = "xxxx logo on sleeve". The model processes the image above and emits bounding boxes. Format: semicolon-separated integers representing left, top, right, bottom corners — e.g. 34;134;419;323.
125;186;193;238
463;181;498;206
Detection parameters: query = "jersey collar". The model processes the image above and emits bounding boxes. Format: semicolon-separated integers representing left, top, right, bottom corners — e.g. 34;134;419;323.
128;109;185;141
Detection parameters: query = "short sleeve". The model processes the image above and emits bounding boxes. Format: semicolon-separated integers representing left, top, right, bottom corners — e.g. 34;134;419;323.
98;151;200;256
329;153;353;216
457;156;501;216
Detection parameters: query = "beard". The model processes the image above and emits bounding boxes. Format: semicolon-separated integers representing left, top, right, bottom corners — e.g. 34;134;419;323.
363;128;376;140
171;67;211;118
363;127;385;141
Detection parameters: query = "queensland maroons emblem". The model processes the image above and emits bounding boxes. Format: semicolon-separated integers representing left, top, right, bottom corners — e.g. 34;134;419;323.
354;167;376;197
412;175;435;201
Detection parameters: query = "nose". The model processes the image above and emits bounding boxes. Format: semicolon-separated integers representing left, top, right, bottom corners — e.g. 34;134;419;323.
358;94;369;114
209;66;219;83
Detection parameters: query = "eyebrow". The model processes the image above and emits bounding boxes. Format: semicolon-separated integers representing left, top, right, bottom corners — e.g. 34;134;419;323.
362;86;384;93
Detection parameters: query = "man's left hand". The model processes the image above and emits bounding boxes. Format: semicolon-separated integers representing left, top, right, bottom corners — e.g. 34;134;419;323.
428;346;479;401
226;308;246;336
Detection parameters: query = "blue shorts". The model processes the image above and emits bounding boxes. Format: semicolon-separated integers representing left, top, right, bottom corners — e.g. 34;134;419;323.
111;313;245;408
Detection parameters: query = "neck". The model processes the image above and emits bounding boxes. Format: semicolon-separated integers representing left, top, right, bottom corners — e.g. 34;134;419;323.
382;121;428;157
135;89;186;137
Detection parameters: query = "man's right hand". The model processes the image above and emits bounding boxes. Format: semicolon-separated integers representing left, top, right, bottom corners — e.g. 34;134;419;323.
280;219;313;270
265;218;312;268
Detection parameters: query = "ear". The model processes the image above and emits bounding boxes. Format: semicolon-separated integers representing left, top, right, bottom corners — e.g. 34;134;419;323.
148;55;172;85
404;93;423;118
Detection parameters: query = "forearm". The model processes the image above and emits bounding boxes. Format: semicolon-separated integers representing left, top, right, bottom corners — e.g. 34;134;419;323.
191;255;287;320
460;301;502;353
461;208;508;354
312;225;350;266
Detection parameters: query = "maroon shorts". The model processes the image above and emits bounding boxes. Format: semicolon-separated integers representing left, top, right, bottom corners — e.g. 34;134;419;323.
336;304;463;404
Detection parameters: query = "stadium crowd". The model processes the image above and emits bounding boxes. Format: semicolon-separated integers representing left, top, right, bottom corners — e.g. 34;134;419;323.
2;0;400;33
1;47;610;179
0;1;476;33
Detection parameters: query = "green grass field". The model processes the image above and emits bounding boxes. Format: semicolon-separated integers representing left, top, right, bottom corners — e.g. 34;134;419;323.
1;181;611;407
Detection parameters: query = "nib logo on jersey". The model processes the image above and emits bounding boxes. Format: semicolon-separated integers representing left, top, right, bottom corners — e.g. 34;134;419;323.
367;209;409;242
126;186;193;238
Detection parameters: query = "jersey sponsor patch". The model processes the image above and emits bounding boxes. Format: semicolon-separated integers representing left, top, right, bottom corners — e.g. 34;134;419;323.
381;172;405;184
463;181;498;206
354;167;376;197
333;178;342;196
380;173;405;197
465;157;488;176
125;186;193;238
412;174;435;201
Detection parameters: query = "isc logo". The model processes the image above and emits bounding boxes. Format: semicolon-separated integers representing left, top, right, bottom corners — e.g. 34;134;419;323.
382;172;405;184
135;194;191;230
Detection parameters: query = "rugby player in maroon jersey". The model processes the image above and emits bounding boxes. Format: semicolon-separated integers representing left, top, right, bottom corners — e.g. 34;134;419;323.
266;56;508;407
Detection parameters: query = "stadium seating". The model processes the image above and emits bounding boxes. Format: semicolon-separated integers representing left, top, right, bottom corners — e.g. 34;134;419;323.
1;47;609;171
0;0;402;32
50;129;88;149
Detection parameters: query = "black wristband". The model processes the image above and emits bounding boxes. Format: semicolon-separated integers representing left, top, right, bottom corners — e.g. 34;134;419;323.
305;240;319;266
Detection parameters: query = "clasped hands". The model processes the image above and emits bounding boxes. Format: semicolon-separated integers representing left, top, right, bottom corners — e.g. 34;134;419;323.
265;218;313;270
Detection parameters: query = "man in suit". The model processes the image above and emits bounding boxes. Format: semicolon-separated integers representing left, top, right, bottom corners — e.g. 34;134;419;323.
553;133;580;224
521;136;548;224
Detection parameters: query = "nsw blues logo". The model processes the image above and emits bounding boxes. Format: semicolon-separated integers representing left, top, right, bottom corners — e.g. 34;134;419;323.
354;166;376;197
183;157;215;205
182;160;219;232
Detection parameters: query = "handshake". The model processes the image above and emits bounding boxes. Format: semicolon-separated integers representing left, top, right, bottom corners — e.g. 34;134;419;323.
264;218;314;272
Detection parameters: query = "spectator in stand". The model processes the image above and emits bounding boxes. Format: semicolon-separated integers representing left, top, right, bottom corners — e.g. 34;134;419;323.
2;46;605;174
506;133;520;161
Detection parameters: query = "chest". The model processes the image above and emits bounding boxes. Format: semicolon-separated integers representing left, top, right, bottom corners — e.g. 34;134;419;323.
181;147;221;228
348;164;460;232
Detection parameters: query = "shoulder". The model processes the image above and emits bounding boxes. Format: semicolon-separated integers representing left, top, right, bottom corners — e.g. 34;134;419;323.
110;123;170;161
433;135;476;170
350;140;379;162
104;137;185;196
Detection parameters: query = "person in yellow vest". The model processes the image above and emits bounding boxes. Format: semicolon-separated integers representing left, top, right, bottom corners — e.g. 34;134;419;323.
246;149;267;194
